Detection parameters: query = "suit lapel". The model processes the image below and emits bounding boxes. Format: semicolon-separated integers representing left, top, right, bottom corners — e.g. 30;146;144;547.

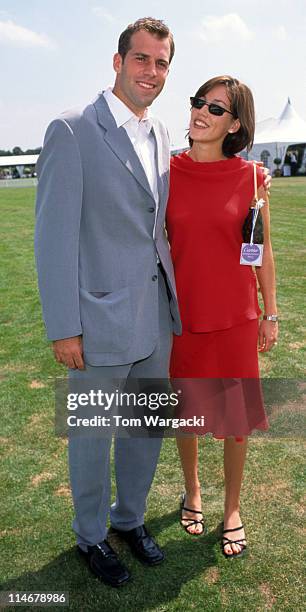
94;94;154;201
152;123;170;230
151;125;164;203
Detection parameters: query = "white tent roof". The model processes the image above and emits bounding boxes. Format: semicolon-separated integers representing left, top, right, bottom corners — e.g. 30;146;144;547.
0;154;38;167
254;99;306;144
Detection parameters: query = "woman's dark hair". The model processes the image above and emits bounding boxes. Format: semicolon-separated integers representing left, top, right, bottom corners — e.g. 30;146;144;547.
189;75;255;156
118;17;175;64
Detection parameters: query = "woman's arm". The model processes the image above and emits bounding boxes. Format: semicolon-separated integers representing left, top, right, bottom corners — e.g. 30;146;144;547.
255;185;279;352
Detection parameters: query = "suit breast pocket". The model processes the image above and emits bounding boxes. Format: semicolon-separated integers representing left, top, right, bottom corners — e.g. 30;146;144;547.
79;287;132;353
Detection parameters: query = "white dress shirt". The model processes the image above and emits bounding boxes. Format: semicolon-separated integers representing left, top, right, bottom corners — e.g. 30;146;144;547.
103;88;159;237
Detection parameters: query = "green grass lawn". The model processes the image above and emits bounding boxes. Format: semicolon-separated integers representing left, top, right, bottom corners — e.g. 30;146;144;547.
0;180;305;611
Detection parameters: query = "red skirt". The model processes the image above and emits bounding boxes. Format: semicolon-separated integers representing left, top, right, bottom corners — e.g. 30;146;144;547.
170;319;268;437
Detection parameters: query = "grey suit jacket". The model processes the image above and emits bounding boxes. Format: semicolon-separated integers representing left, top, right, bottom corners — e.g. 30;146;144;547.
35;93;181;366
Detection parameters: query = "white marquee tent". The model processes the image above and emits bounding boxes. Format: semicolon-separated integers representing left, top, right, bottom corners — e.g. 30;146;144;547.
249;98;306;174
0;154;39;180
0;154;38;168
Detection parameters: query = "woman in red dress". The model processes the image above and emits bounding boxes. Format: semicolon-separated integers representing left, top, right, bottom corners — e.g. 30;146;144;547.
167;76;278;556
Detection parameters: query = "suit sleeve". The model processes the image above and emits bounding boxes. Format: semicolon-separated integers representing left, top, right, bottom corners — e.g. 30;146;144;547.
35;118;83;341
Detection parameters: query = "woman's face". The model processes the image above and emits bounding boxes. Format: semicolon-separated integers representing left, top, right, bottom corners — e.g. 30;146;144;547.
189;84;240;148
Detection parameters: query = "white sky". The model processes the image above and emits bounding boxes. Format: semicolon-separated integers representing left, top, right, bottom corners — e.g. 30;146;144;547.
1;0;305;149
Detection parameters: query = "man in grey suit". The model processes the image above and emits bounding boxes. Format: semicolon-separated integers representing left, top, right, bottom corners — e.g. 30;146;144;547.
35;17;181;587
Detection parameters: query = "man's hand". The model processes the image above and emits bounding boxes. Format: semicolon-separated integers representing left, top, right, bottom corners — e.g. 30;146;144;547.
253;160;272;193
52;336;85;369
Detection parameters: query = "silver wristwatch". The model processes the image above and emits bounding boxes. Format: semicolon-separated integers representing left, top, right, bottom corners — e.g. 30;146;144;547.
263;314;278;322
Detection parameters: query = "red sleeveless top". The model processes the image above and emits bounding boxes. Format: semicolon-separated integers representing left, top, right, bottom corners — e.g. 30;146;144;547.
166;153;264;332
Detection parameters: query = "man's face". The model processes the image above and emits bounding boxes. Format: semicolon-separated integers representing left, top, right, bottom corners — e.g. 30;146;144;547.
113;29;171;116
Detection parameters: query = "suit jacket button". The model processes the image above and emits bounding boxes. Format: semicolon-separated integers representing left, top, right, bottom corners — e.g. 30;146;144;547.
152;275;158;281
148;207;155;213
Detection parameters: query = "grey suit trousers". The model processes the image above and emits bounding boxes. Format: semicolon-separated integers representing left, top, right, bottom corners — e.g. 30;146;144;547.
68;267;173;550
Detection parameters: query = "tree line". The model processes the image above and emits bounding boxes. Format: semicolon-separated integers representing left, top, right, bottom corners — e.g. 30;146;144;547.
0;146;41;156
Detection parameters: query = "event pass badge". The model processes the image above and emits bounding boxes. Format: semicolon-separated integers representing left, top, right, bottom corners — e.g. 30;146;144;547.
240;243;264;266
240;198;265;267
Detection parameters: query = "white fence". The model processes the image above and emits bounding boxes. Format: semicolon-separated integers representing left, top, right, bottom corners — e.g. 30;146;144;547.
0;178;37;188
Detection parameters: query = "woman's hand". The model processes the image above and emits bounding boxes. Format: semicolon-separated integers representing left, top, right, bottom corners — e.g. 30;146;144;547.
258;320;279;352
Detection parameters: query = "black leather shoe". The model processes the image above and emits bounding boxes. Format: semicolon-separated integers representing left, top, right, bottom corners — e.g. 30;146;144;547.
110;525;164;566
78;540;131;587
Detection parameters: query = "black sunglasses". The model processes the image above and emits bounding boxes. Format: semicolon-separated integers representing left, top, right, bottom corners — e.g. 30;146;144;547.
190;96;234;117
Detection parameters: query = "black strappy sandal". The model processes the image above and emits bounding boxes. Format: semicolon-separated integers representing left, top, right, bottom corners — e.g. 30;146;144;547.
222;524;247;558
180;493;205;536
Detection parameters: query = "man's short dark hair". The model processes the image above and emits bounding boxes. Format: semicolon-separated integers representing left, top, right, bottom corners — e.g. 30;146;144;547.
118;17;175;64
